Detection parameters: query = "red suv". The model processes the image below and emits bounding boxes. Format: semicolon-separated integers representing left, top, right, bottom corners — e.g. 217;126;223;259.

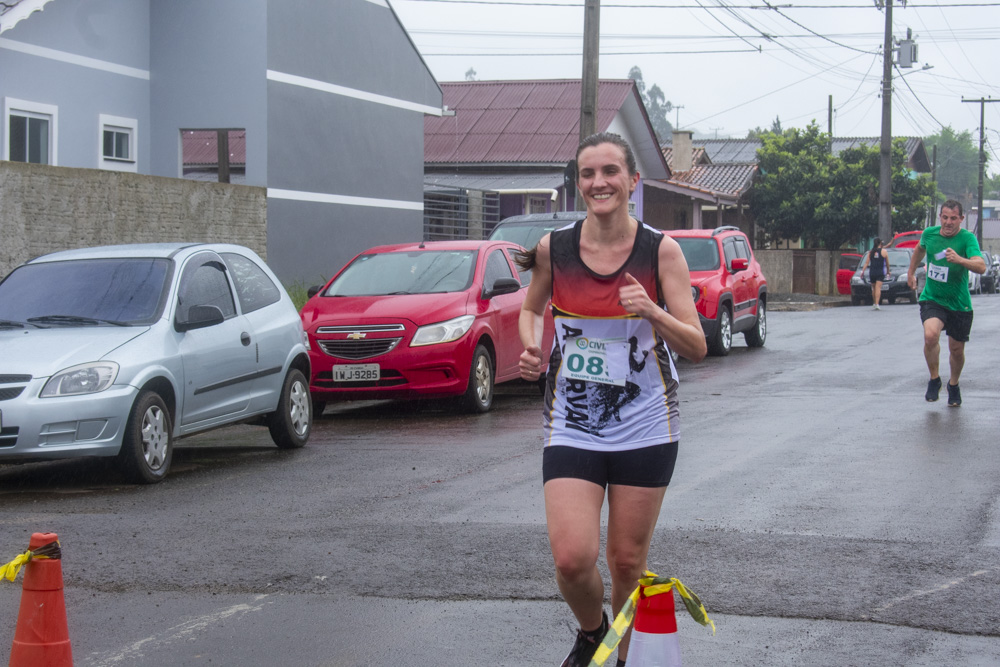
666;226;768;356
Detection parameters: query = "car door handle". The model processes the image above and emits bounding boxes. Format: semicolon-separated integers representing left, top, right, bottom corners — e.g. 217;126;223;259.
240;332;251;346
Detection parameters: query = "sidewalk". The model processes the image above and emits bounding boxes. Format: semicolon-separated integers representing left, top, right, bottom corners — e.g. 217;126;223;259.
768;292;852;311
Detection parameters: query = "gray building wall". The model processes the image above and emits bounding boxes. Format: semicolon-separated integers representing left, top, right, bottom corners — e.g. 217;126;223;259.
2;0;442;286
0;0;151;172
149;0;268;185
263;0;442;284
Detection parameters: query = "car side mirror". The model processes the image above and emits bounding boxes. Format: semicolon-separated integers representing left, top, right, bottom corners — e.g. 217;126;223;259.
731;257;749;272
483;277;521;299
307;285;322;299
176;304;225;332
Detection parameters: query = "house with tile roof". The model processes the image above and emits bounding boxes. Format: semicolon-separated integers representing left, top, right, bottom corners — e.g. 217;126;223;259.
424;79;684;237
693;136;932;174
424;79;770;240
1;0;442;284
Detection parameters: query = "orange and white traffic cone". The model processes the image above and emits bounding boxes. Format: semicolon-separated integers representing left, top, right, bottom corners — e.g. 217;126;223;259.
8;532;73;667
623;584;682;666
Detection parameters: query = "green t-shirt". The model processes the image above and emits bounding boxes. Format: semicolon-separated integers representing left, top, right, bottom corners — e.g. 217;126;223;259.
919;226;982;312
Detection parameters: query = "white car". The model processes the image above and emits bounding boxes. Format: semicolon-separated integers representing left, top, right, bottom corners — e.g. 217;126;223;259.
969;269;982;295
0;243;311;483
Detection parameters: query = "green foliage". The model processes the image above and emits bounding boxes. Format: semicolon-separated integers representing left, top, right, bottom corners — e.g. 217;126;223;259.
628;66;673;143
923;126;981;199
284;280;316;312
750;121;935;249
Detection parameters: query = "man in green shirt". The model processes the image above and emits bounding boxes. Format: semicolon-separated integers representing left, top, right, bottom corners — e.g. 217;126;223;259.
907;200;986;407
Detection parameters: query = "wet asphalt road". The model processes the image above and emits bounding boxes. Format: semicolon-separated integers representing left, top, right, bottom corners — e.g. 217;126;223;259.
1;295;999;666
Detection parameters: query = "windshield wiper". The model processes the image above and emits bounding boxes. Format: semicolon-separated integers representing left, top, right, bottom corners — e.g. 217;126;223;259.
0;319;28;329
27;315;129;327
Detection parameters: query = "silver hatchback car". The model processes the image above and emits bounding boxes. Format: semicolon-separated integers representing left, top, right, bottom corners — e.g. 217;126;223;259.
0;243;311;483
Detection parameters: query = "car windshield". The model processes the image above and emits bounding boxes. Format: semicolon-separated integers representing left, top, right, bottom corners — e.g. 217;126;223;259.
325;250;477;296
674;238;720;271
489;222;567;249
0;258;171;326
886;249;913;272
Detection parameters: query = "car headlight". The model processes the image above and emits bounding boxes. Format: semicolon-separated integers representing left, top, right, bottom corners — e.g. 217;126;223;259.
411;315;475;346
851;277;863;285
690;286;699;302
40;362;120;397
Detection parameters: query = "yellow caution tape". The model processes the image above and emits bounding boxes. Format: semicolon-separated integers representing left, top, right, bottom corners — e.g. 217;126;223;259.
590;571;715;667
1;550;33;582
1;540;58;583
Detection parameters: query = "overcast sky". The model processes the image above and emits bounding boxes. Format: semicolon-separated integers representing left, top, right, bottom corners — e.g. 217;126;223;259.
391;0;998;172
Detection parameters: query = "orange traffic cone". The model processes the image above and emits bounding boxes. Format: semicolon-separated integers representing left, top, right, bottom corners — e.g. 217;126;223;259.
8;533;72;667
624;584;682;666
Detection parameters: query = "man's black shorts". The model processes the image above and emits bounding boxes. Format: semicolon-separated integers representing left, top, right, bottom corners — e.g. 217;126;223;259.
920;300;974;342
542;442;678;488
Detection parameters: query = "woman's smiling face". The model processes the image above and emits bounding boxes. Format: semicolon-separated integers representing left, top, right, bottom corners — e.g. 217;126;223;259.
576;142;639;217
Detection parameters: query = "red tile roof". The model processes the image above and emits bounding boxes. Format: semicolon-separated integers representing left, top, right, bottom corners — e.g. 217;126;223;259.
181;130;246;167
668;163;757;199
426;80;636;165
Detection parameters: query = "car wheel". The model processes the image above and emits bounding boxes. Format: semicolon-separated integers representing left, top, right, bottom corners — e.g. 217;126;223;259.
707;306;732;357
744;301;766;348
117;390;172;484
462;344;494;413
268;368;311;449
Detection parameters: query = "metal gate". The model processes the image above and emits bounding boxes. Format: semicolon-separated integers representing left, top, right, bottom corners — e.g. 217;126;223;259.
423;187;500;241
792;251;816;293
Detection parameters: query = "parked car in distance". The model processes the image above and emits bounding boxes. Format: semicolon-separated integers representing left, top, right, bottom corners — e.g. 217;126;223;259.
301;240;548;414
488;212;584;284
982;251;1000;294
837;253;862;295
968;267;982;295
888;230;921;249
0;243;312;483
850;247;926;305
488;211;584;251
666;226;768;356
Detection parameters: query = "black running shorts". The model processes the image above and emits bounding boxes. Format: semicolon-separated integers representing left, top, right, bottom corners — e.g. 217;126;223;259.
920;301;974;342
542;442;679;488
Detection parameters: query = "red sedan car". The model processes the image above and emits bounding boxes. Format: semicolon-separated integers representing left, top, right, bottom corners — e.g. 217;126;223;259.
301;240;545;413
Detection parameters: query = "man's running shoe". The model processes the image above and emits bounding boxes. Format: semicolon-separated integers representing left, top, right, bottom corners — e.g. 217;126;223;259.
947;383;962;407
560;612;609;667
925;377;942;402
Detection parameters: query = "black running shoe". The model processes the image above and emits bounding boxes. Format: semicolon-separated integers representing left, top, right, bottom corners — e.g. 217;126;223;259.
947;383;961;407
925;377;942;402
560;612;609;667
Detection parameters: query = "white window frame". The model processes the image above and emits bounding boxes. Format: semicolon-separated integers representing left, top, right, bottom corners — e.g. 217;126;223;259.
3;97;58;165
99;114;137;172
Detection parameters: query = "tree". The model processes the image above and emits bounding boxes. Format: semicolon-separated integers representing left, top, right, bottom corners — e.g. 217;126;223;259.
923;126;980;204
747;117;783;139
751;122;935;249
628;66;673;143
750;123;832;246
465;68;477;81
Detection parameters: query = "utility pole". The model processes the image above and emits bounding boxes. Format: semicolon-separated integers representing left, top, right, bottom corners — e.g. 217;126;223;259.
878;0;894;242
961;97;998;247
828;95;833;152
576;0;600;211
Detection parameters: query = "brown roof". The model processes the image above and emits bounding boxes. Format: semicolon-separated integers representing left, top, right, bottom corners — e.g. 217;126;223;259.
662;146;710;170
181;130;246;167
425;79;636;165
668;163;757;199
